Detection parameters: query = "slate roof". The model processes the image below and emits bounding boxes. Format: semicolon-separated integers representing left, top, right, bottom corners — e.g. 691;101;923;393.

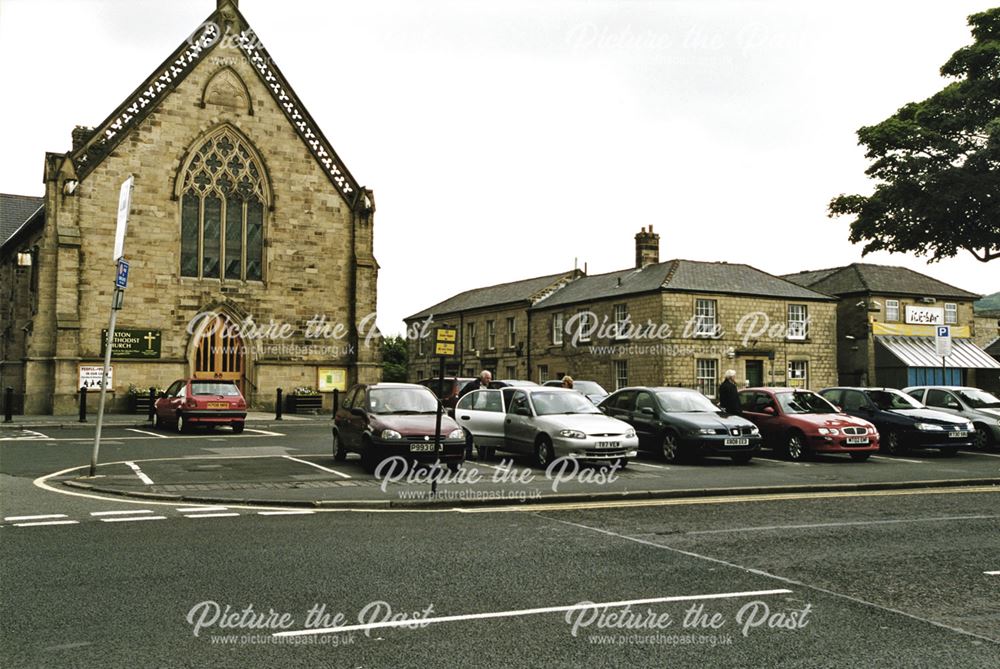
782;263;980;300
532;259;833;309
406;271;580;320
0;193;44;249
974;291;1000;316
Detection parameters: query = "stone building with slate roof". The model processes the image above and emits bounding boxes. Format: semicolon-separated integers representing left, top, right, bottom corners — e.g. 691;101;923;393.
783;264;998;389
0;1;379;414
406;228;838;396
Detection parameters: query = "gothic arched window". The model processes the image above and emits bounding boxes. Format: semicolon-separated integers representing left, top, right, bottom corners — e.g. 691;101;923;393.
178;127;267;281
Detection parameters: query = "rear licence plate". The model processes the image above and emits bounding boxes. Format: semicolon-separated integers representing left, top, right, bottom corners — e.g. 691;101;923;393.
949;431;968;439
410;443;436;452
846;437;869;445
207;402;229;409
724;438;749;446
596;441;620;448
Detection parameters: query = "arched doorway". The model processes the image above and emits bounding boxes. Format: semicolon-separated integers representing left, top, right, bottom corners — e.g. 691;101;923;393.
192;314;246;393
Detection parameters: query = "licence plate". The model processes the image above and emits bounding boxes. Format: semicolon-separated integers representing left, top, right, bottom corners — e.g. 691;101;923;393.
596;441;620;448
846;437;869;445
207;402;229;409
724;438;749;446
410;443;436;452
949;431;968;439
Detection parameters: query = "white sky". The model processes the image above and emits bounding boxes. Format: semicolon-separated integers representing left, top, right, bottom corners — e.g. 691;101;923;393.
1;0;996;336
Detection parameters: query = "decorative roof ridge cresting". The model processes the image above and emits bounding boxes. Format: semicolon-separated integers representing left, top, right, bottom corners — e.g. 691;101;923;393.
71;21;222;179
235;30;360;202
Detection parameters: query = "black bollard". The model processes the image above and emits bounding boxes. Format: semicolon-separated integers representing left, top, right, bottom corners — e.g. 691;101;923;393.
147;386;156;424
79;386;87;423
275;387;283;420
3;387;12;423
332;388;339;419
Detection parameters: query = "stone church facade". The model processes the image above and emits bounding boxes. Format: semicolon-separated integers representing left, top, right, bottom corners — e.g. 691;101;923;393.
0;0;380;414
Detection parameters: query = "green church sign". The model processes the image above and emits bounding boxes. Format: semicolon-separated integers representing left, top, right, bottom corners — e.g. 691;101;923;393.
101;329;161;359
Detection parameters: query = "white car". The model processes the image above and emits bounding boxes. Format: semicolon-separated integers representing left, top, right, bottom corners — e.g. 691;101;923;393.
456;387;638;468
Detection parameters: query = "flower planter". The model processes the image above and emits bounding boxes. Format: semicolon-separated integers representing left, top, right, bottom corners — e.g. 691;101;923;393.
286;394;322;414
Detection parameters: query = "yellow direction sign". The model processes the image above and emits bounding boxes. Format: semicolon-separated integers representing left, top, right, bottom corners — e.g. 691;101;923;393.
435;342;456;356
436;328;457;343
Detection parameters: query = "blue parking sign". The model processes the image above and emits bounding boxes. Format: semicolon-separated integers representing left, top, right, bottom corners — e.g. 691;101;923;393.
116;259;129;289
937;326;949;337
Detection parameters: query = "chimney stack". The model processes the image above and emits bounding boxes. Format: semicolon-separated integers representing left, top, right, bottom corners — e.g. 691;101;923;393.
635;225;660;268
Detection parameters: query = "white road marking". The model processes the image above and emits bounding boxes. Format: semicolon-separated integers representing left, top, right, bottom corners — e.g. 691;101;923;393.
257;510;315;516
244;428;285;437
275;589;793;638
90;510;154;517
870;455;927;465
542;516;1000;644
630;461;672;470
756;458;810;466
282;455;351;479
124;461;154;485
126;428;168;439
685;514;1000;535
985;571;1000;576
4;514;68;522
13;520;79;527
972;452;1000;459
175;506;229;513
0;429;50;441
183;513;240;519
99;516;167;523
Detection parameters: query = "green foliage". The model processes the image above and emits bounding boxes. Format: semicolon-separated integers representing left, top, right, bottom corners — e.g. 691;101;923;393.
382;334;409;382
829;8;1000;263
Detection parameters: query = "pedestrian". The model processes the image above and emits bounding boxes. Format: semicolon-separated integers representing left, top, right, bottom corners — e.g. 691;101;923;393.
460;370;492;459
717;369;741;415
561;375;574;389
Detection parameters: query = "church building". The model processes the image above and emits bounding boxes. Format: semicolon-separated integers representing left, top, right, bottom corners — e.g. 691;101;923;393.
0;0;380;414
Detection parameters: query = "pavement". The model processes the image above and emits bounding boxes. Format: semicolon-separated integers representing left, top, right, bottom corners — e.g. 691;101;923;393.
11;416;996;510
0;410;322;430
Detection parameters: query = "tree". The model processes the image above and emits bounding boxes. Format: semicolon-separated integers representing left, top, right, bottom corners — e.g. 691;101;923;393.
382;335;409;382
829;8;1000;263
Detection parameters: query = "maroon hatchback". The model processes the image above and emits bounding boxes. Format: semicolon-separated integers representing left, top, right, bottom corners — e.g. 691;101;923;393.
154;379;248;433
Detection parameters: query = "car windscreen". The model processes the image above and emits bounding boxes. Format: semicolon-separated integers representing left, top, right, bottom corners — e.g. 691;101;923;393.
531;391;601;415
956;389;1000;408
655;391;720;413
776;391;838;414
369;388;439;414
191;382;241;396
574;381;607;396
868;389;923;410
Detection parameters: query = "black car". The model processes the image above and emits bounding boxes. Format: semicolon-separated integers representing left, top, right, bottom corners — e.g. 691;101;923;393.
819;387;975;455
599;387;761;463
333;383;467;473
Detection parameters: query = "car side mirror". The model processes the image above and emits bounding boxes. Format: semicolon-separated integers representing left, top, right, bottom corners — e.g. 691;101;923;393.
763;406;776;416
640;407;655;416
350;407;366;417
514;406;531;417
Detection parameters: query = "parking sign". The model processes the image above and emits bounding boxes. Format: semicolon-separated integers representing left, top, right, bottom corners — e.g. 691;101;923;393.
935;325;952;357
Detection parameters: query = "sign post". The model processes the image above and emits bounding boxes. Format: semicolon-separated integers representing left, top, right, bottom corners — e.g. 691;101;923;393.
935;325;952;385
431;327;457;495
89;175;133;477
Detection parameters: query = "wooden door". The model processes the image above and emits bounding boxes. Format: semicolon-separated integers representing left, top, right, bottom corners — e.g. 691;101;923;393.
193;315;245;392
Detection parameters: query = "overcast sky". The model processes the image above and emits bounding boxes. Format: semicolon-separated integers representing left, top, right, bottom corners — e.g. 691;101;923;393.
1;0;996;335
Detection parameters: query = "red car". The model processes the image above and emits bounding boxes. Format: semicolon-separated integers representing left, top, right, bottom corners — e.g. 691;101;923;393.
154;379;247;433
738;387;879;461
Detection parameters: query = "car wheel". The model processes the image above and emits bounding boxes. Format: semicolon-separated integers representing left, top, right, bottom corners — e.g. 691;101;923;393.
849;452;871;462
232;422;245;434
784;432;807;461
331;430;347;461
883;430;906;455
535;437;554;469
972;425;991;451
176;413;187;434
661;431;680;463
730;453;753;464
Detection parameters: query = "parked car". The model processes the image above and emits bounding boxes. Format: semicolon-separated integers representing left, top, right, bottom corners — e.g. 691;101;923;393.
738;387;880;461
903;386;1000;451
460;386;637;468
154;378;247;433
417;377;475;413
489;379;539;389
542;379;609;404
818;387;974;455
598;387;761;463
333;383;466;473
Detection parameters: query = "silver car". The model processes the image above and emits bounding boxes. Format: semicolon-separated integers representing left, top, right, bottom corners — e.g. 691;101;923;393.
457;387;637;468
903;386;1000;450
